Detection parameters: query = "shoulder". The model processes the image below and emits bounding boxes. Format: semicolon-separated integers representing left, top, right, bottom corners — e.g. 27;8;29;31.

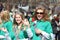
7;21;12;24
44;21;51;25
4;21;13;25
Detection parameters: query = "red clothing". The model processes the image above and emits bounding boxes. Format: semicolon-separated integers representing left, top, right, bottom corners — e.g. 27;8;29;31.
32;17;35;22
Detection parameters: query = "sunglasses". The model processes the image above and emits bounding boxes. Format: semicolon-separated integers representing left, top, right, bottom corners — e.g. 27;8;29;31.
36;12;44;14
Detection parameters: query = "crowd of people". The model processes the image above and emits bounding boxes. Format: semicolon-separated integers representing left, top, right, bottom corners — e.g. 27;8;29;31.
0;2;60;40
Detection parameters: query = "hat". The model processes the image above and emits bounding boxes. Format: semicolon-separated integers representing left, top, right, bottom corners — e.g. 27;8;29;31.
53;14;57;17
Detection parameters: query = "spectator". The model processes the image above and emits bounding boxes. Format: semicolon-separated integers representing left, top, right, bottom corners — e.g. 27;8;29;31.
51;14;59;40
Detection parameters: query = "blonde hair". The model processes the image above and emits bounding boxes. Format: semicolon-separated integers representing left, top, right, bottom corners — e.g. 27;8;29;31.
13;12;24;33
13;12;24;25
1;10;10;21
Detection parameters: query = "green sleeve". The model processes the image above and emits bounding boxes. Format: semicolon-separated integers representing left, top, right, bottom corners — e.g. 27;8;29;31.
45;21;53;34
6;21;12;32
30;24;41;40
6;21;15;39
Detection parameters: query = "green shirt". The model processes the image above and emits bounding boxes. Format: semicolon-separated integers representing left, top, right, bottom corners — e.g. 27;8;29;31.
0;21;13;40
12;25;28;40
31;20;53;40
2;21;15;39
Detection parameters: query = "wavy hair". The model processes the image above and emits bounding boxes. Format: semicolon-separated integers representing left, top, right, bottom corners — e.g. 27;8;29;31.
13;12;24;25
34;8;50;21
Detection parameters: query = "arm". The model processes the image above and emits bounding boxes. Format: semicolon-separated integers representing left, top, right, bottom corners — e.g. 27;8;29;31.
26;28;33;38
23;18;33;38
42;21;53;39
35;21;53;39
6;21;15;40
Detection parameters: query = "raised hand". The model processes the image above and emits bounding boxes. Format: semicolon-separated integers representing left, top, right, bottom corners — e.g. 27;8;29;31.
23;18;30;28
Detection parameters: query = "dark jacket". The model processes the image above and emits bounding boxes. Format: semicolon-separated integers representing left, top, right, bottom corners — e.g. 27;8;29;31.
51;19;59;34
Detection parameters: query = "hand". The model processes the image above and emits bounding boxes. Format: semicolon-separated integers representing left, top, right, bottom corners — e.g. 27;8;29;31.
23;18;30;28
1;28;7;32
35;28;42;34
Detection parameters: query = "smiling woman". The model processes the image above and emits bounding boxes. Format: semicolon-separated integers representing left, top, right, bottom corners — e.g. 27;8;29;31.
34;8;49;21
30;7;53;40
12;12;33;40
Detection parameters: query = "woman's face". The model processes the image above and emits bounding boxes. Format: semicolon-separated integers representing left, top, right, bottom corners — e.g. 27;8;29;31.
36;9;44;20
15;14;22;24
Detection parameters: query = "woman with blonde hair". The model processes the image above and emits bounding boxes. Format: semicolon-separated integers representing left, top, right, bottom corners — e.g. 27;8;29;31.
12;12;33;40
0;10;13;40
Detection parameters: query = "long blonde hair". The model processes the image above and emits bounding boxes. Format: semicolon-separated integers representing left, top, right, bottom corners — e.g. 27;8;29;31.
13;12;23;26
13;12;24;33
